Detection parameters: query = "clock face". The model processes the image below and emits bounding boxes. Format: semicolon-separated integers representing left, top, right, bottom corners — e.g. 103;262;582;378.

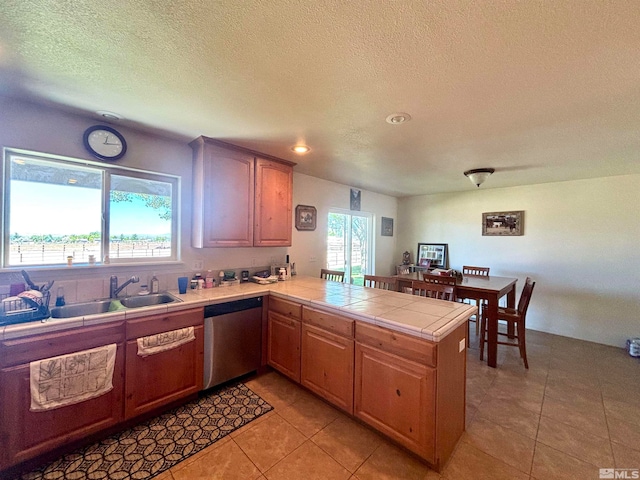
83;125;127;160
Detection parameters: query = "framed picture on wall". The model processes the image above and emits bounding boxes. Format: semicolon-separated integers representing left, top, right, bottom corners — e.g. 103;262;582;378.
381;217;393;236
482;211;524;236
295;205;317;231
417;243;448;269
350;188;361;211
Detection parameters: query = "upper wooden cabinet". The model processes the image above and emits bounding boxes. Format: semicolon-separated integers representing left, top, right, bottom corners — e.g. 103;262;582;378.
190;137;294;247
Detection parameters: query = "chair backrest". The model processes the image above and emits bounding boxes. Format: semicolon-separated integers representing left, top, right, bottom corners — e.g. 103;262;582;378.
422;273;458;286
364;275;397;290
320;269;345;282
462;265;490;277
517;277;536;325
411;281;456;301
396;265;411;275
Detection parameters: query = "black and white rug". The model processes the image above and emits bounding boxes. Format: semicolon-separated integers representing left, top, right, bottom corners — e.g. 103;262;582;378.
17;383;273;480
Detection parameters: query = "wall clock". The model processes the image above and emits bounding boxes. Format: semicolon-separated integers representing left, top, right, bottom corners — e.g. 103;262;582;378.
83;125;127;161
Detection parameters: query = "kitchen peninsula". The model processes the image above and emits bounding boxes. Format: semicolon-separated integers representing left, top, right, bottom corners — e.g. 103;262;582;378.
0;276;475;473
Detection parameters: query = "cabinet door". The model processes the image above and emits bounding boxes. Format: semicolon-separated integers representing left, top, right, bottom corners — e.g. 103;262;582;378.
0;344;125;469
194;141;255;247
354;342;436;462
254;158;292;246
267;311;300;382
301;323;354;414
125;324;204;419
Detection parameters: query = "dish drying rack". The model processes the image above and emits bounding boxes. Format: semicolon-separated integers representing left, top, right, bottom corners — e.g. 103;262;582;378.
0;290;51;325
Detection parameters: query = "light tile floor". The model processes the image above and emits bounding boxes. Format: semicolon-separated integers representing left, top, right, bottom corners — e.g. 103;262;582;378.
161;328;640;480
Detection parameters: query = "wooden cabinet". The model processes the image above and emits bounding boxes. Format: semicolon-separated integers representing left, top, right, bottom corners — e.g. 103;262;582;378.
0;322;125;470
354;320;467;471
301;306;354;414
190;137;294;248
124;308;204;419
354;342;435;461
254;158;293;246
267;297;301;382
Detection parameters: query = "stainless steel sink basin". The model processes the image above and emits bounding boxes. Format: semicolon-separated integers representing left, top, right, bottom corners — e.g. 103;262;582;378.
120;292;182;308
50;299;113;318
49;293;182;318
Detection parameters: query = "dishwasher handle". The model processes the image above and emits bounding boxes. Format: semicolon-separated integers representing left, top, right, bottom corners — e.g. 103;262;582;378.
204;296;262;317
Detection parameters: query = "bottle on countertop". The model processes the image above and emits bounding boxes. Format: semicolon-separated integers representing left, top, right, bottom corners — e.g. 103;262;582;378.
219;270;225;286
150;273;159;294
205;270;214;288
55;286;65;307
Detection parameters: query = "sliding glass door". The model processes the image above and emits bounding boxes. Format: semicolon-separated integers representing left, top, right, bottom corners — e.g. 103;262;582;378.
327;210;373;285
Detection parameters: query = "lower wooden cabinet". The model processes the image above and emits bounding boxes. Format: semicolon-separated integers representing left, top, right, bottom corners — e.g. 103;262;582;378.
267;311;301;382
0;322;125;470
124;308;204;419
354;342;435;461
301;323;354;414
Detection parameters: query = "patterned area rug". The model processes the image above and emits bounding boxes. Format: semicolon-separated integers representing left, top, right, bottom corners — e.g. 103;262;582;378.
17;383;273;480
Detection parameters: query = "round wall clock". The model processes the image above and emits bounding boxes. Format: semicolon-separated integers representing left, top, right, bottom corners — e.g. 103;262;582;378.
83;125;127;161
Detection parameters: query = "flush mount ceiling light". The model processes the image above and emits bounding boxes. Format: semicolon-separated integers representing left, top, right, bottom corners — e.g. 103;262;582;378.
464;168;495;187
96;110;123;121
291;145;311;154
385;112;411;125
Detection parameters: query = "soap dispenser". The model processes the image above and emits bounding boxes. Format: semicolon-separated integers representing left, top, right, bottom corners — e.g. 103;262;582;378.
150;273;159;294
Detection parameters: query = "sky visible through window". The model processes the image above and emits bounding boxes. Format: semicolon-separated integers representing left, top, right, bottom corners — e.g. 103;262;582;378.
10;181;170;237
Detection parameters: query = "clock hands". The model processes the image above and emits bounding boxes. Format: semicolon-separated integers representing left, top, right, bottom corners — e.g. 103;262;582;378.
102;135;120;146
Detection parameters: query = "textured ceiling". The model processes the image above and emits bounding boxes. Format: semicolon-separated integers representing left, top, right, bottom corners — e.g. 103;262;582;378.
1;0;639;197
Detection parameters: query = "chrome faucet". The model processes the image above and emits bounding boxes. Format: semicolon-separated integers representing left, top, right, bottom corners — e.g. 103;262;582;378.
110;275;140;298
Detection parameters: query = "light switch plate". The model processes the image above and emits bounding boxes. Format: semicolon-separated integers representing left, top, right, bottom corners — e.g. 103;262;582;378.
459;338;466;352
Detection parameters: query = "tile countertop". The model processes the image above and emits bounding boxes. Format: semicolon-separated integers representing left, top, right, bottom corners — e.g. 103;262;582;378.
1;276;477;342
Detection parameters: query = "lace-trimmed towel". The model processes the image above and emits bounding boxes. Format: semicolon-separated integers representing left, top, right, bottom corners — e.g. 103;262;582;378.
30;343;117;412
137;326;195;357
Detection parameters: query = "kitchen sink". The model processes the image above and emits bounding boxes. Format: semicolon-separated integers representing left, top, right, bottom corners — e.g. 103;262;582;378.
50;299;113;318
119;292;182;308
49;293;182;318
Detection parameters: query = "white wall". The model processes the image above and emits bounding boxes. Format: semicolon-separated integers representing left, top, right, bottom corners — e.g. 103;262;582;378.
397;176;640;347
290;173;398;277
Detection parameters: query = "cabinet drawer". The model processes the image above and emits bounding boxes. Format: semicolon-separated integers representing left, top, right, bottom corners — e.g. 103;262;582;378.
0;321;125;368
269;297;301;320
302;306;353;338
126;308;203;340
355;321;437;367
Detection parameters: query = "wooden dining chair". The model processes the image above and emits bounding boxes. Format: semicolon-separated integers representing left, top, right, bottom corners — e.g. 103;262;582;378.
461;265;490;336
411;281;456;301
479;277;535;369
422;273;458;286
363;275;397;291
320;269;345;282
462;266;490;277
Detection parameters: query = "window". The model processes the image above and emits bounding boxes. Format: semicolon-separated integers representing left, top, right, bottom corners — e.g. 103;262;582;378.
327;209;373;285
2;149;179;267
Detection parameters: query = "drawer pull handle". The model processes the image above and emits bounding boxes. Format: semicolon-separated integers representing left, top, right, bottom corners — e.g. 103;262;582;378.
396;389;401;396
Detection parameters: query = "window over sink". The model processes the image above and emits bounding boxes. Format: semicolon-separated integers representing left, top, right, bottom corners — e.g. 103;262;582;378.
2;148;180;268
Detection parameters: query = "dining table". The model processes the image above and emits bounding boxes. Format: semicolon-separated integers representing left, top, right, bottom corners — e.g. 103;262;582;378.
394;273;518;368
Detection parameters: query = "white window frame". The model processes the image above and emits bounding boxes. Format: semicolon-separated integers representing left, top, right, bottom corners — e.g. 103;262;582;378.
1;148;180;269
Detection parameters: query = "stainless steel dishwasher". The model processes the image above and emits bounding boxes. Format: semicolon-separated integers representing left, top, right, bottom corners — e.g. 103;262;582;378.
202;296;263;390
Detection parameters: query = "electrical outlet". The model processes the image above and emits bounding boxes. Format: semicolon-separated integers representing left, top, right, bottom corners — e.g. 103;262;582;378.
194;260;203;270
309;256;317;263
251;258;257;266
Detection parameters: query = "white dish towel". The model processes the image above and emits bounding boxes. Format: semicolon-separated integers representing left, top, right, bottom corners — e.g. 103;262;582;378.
137;326;195;357
30;343;117;412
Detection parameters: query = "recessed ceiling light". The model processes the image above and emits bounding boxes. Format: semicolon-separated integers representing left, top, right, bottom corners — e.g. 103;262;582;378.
96;110;123;121
386;112;411;125
291;145;311;154
68;178;78;184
